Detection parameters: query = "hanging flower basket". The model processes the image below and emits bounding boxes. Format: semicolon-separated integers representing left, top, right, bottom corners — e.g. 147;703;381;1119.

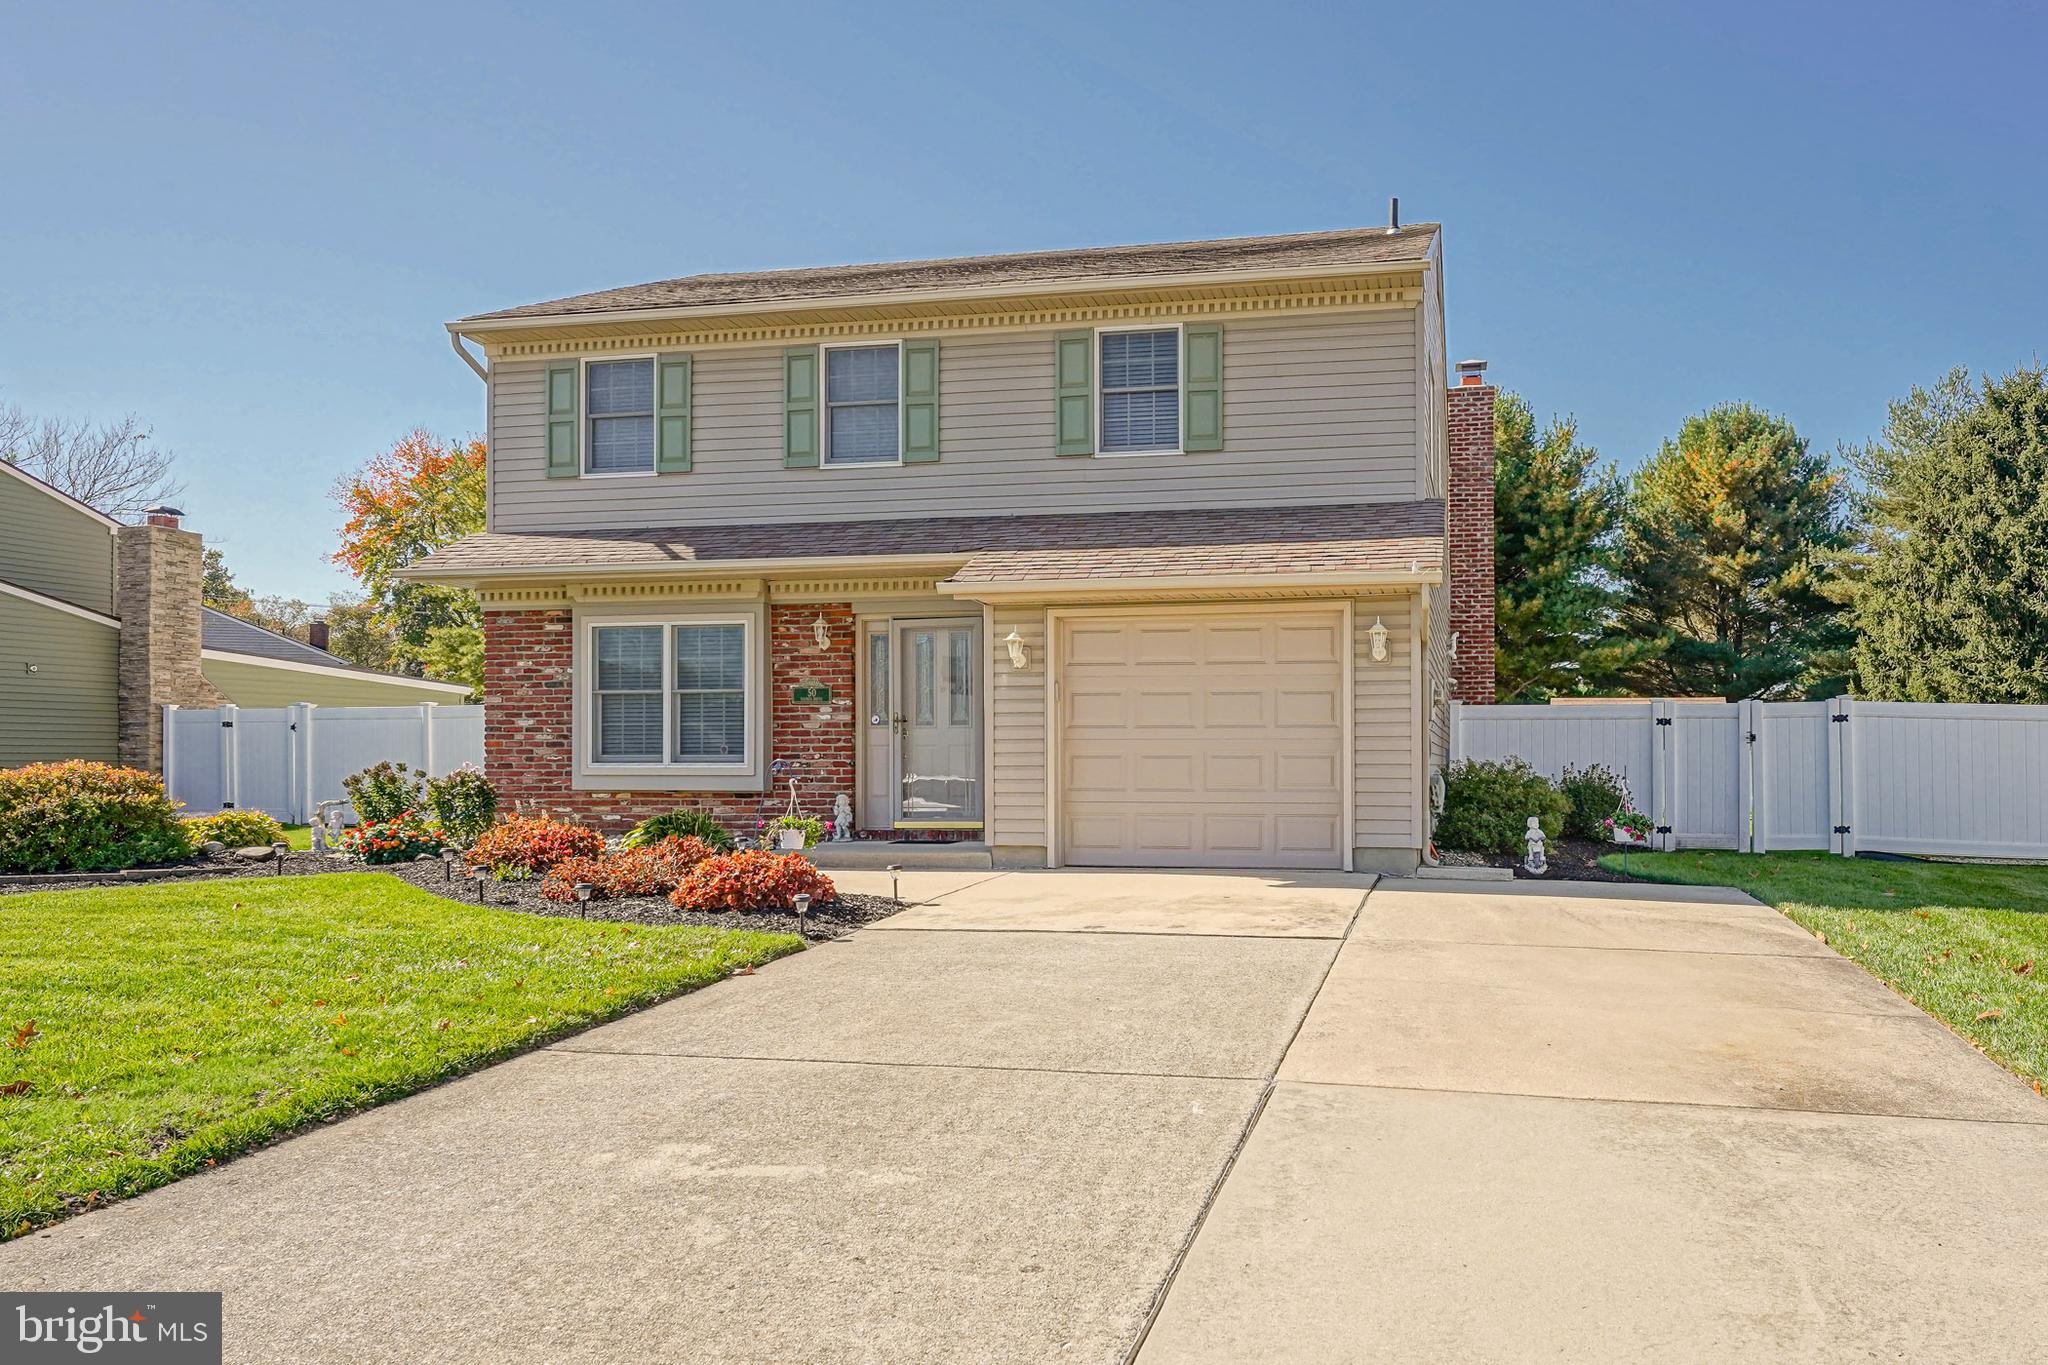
1605;810;1653;846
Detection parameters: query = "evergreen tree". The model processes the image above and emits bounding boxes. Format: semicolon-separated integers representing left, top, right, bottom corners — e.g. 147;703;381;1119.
1617;403;1849;699
1491;393;1651;700
199;546;253;614
1851;365;2048;701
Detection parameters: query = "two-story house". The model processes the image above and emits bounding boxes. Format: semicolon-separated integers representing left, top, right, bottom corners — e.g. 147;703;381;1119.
407;225;1496;872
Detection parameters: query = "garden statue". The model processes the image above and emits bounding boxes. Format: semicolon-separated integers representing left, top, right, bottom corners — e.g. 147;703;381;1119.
1523;815;1548;876
832;793;854;841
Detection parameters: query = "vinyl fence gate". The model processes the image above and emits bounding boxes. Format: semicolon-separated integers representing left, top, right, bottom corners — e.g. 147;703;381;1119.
163;703;485;824
1451;699;2048;860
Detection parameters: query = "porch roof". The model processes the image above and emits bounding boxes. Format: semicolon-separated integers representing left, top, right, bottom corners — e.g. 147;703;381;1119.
402;501;1444;588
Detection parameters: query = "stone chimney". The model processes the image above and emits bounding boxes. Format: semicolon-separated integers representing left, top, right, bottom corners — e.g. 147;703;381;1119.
1446;363;1496;704
307;620;331;652
117;506;228;772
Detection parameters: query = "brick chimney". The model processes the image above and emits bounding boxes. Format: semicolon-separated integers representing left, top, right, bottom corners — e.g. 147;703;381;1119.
116;506;228;772
307;620;331;652
1447;362;1496;704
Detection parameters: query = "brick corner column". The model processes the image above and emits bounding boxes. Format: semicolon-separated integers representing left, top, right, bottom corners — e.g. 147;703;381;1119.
1446;379;1497;705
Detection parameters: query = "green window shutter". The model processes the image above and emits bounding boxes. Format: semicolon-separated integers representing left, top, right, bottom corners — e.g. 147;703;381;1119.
1054;330;1094;457
901;339;940;463
655;352;693;472
545;362;579;477
1182;324;1224;453
783;346;819;468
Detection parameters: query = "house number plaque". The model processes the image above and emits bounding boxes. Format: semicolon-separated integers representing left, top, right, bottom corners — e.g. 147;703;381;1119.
791;684;832;705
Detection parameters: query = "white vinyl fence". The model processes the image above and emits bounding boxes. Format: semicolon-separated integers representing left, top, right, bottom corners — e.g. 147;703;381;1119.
1452;698;2048;860
164;703;484;823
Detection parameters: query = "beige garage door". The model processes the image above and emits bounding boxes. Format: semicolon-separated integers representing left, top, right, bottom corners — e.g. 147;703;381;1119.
1058;609;1346;869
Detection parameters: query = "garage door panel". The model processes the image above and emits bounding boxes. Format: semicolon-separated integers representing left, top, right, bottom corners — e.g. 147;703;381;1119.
1060;610;1346;870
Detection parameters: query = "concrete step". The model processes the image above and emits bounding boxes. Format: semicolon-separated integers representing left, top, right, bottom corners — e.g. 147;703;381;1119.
806;841;994;870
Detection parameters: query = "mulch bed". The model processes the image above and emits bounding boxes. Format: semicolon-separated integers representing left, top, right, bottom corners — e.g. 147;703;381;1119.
1453;837;1644;883
1;849;901;940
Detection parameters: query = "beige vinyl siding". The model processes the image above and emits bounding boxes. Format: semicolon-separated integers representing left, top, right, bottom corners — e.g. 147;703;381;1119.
0;593;118;764
201;657;466;708
0;473;116;616
488;310;1421;532
1424;581;1451;770
1353;595;1418;852
986;605;1046;858
1417;266;1448;500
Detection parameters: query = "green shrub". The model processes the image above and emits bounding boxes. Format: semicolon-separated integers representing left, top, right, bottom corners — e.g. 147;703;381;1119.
1558;763;1634;841
622;807;737;853
1434;758;1570;855
342;761;426;825
0;761;194;873
184;810;286;847
424;764;497;845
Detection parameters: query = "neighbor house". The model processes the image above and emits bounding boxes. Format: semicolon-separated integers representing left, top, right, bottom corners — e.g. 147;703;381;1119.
409;224;1495;871
0;461;470;770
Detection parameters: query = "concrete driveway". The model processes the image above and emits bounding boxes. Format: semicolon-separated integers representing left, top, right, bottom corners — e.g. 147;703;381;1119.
7;872;2045;1363
1136;879;2048;1364
0;868;1369;1364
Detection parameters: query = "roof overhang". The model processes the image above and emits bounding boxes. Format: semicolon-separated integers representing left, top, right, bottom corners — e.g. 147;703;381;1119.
398;552;971;591
199;649;474;695
448;253;1437;339
937;566;1440;605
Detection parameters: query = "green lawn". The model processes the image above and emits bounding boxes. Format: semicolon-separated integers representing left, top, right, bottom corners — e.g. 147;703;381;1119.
281;823;313;851
0;874;800;1238
1603;850;2048;1091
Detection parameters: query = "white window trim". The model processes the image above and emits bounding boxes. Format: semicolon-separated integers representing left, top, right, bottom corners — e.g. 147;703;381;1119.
578;613;762;782
1094;322;1184;459
581;353;660;479
821;339;905;469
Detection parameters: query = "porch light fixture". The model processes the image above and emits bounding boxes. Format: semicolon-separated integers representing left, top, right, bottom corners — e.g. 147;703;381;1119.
1368;617;1389;663
812;615;832;650
1002;630;1029;670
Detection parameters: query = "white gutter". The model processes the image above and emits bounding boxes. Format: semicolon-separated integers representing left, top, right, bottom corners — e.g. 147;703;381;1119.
938;567;1443;599
0;578;121;628
449;331;488;382
395;551;972;586
200;649;473;695
445;251;1436;335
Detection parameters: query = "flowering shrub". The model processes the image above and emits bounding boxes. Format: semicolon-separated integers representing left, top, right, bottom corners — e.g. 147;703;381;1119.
669;850;836;913
538;836;715;903
338;810;448;864
343;761;426;825
623;807;737;853
424;764;497;845
466;814;604;880
0;761;194;873
184;809;286;848
1559;763;1634;841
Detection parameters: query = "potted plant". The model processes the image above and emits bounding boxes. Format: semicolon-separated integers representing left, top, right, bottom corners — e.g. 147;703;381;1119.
762;814;825;851
1604;808;1653;846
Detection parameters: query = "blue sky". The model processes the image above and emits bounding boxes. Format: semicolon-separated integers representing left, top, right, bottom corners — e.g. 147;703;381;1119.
4;1;2042;600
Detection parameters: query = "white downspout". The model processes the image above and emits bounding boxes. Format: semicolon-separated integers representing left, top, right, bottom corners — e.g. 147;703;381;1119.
449;330;487;382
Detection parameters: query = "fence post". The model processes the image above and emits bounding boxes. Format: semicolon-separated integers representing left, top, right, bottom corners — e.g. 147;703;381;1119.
1747;700;1769;855
217;704;239;811
1735;699;1759;854
1827;695;1856;857
301;705;318;823
161;704;177;793
1649;700;1677;850
419;702;436;774
1449;701;1465;764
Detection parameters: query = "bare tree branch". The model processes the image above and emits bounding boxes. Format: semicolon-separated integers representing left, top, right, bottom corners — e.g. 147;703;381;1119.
0;399;184;520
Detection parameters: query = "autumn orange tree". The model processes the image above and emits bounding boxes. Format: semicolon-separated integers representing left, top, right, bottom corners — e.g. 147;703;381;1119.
331;429;485;694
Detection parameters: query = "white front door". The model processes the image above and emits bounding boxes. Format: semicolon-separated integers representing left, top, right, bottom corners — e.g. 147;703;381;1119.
892;619;982;827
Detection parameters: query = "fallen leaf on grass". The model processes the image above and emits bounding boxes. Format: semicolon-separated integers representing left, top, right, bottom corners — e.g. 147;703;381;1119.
1912;910;1931;920
1975;1009;2005;1022
436;1020;451;1031
330;1014;347;1027
0;1080;32;1097
10;1021;38;1050
2016;961;2034;976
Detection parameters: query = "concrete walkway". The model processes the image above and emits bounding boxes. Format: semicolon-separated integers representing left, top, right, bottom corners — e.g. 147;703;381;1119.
6;873;2045;1362
0;868;1371;1364
1137;879;2048;1364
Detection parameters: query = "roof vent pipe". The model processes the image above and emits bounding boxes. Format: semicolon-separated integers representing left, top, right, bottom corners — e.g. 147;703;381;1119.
1387;197;1400;234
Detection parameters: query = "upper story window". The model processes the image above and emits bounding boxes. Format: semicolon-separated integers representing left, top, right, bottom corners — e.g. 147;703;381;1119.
825;343;900;466
591;619;750;767
1099;327;1180;454
587;358;656;474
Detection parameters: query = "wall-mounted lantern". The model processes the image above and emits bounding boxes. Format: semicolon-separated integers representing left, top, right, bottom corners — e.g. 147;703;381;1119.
812;614;832;651
1368;617;1389;663
1002;630;1029;670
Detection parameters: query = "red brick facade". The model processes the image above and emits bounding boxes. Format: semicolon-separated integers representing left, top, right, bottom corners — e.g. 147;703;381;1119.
1446;381;1497;704
481;602;858;837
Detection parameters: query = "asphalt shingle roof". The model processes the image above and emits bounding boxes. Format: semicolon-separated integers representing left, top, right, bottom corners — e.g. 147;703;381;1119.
407;501;1444;583
460;224;1439;323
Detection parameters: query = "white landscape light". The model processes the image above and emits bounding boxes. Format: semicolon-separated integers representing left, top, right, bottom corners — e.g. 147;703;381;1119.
1368;617;1389;662
1003;630;1029;669
573;881;595;918
471;865;490;902
812;614;831;650
441;847;459;883
791;892;811;930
